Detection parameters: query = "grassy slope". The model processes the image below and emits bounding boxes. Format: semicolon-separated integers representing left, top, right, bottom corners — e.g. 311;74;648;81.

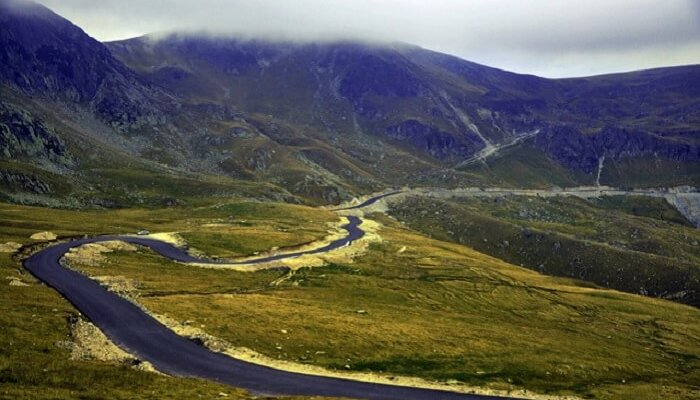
458;138;700;189
389;195;700;307
20;204;699;399
459;147;586;188
0;88;305;208
597;156;700;188
0;200;335;245
0;201;339;399
0;250;253;400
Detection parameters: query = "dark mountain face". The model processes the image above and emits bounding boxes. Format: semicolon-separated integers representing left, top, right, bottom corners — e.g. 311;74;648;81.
535;126;700;174
108;34;699;182
0;0;171;131
0;0;114;100
337;51;425;99
0;1;698;206
106;36;550;159
0;101;72;165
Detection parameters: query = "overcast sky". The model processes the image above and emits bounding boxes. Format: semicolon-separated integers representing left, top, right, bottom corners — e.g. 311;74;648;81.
36;0;700;78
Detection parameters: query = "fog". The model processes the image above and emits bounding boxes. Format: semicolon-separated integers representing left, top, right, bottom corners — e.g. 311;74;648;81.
34;0;700;77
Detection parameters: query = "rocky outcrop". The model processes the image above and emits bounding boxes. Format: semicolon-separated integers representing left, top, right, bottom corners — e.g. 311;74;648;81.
0;241;21;253
535;125;700;174
30;231;57;240
0;1;166;130
246;148;273;172
293;175;352;203
0;170;51;194
385;119;483;159
664;189;700;228
0;103;72;166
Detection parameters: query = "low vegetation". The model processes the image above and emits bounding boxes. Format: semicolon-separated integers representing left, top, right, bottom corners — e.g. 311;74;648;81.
54;210;700;399
390;195;700;307
0;201;338;399
0;248;276;400
2;198;699;399
0;200;336;250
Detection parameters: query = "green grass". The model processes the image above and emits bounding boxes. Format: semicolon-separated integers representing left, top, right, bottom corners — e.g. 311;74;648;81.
0;200;348;399
0;160;74;198
0;200;335;248
460;147;592;188
390;195;700;307
58;211;700;399
592;195;692;226
3;200;700;399
598;156;700;188
0;251;290;400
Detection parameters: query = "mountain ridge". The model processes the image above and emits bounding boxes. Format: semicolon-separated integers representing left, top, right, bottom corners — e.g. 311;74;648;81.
1;1;698;207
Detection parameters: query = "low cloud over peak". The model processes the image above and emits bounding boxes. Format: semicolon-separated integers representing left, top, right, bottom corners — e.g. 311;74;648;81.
31;0;700;78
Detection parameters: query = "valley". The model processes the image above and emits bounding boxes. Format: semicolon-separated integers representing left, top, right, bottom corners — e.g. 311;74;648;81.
1;1;699;400
3;194;699;400
2;0;699;207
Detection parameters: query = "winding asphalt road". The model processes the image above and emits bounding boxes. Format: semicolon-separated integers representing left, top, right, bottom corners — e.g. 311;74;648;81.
334;191;403;211
24;211;514;400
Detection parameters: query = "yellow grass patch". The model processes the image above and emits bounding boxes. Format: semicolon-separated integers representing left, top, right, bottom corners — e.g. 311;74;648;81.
185;217;383;272
141;232;187;247
140;298;580;400
29;231;57;241
64;240;137;267
0;241;22;253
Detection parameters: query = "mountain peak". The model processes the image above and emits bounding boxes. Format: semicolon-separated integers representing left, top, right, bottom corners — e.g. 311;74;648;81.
1;0;698;207
0;0;133;97
0;0;57;18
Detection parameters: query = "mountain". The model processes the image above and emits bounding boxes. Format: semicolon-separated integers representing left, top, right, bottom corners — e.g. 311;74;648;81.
107;35;557;165
110;35;700;186
1;0;699;207
0;0;171;130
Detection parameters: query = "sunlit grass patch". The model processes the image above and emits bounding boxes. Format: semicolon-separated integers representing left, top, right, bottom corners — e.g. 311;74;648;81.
70;217;700;399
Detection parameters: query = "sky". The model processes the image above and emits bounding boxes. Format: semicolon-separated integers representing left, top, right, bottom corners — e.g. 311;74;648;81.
35;0;700;78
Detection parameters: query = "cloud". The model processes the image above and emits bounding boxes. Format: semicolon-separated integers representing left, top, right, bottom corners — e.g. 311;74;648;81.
33;0;700;77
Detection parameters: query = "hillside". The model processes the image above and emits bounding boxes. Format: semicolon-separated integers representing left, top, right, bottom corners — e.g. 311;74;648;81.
109;35;700;189
1;2;700;399
2;200;699;399
390;194;700;307
1;1;699;208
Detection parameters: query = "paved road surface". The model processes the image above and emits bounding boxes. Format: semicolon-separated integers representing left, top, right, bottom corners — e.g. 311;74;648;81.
23;213;513;400
334;191;403;211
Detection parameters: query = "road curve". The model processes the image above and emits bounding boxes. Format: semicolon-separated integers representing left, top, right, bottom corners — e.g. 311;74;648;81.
23;214;513;400
334;191;403;211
